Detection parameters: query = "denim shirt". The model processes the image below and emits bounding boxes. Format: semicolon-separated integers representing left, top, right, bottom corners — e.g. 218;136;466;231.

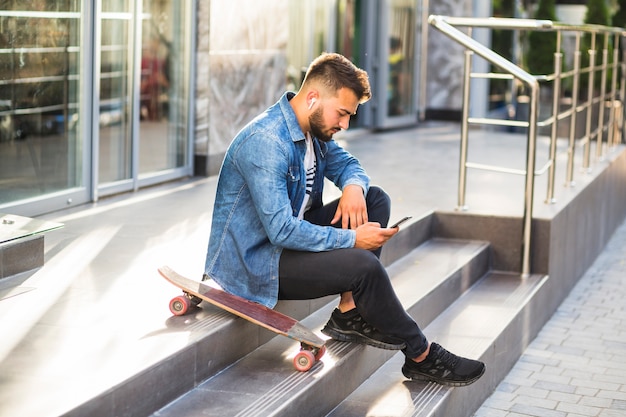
204;92;370;308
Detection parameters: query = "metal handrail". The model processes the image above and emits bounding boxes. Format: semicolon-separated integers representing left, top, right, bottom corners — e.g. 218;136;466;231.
428;15;626;277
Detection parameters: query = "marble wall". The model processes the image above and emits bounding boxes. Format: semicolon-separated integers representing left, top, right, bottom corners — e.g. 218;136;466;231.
194;0;289;176
425;0;473;112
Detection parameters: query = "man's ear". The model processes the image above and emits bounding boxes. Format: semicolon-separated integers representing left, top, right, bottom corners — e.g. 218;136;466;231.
306;89;320;105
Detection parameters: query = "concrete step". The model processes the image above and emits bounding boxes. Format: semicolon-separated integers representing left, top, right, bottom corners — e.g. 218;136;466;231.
151;237;491;417
326;271;548;417
57;213;436;417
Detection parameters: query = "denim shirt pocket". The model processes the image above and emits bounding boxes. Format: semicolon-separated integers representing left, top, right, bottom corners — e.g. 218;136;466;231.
286;165;302;216
287;165;300;182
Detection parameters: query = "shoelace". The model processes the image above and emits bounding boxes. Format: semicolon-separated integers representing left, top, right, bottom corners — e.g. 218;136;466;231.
350;315;376;334
432;345;459;369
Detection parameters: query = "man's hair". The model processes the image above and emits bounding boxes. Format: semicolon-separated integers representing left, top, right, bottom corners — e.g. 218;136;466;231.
302;53;371;104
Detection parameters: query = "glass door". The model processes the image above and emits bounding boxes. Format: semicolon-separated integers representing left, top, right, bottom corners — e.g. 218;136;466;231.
97;0;133;193
335;0;366;128
96;0;192;197
371;0;422;129
0;2;87;215
138;0;190;179
286;0;423;130
0;0;192;215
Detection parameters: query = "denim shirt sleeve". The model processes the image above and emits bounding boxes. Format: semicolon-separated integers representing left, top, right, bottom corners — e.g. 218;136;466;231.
321;139;370;195
234;131;356;251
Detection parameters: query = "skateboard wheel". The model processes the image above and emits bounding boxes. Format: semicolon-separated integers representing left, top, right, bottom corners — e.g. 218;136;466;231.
293;350;316;372
169;295;191;316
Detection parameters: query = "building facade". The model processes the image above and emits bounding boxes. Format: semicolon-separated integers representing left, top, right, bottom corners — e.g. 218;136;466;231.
1;0;470;216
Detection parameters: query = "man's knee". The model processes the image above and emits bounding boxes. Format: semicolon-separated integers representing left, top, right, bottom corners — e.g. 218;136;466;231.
367;186;390;205
349;249;386;277
348;249;390;299
366;186;391;225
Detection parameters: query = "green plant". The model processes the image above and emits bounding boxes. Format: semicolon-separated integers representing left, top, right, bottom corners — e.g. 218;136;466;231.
613;0;626;28
580;0;613;96
526;0;559;76
489;0;516;109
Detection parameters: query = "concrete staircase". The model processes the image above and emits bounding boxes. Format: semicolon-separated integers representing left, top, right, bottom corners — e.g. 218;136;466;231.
140;212;547;417
3;128;622;417
52;139;624;417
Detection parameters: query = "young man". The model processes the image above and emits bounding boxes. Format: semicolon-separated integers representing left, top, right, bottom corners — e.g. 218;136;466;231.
204;52;485;386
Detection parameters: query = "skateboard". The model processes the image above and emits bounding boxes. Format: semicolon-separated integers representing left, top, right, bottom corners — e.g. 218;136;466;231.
158;265;326;372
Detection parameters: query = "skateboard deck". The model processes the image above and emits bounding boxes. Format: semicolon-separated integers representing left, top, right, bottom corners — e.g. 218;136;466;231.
158;265;326;371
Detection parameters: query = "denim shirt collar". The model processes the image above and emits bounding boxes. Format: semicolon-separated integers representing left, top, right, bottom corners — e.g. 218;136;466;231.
279;92;328;156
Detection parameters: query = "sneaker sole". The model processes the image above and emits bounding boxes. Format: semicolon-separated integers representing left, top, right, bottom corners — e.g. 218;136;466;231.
401;364;486;387
321;326;406;350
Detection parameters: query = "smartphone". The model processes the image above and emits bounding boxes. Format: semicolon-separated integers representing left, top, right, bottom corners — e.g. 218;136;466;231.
390;216;412;228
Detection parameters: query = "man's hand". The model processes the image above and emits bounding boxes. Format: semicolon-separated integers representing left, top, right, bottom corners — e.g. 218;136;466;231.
331;184;368;229
354;222;398;250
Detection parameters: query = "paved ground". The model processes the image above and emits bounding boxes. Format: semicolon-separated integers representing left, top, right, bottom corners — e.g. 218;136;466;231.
475;216;626;417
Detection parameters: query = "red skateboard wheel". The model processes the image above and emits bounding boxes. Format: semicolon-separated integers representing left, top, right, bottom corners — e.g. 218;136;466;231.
169;295;191;316
293;350;316;372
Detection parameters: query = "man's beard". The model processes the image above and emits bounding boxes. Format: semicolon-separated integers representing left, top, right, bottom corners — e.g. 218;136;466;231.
308;106;336;142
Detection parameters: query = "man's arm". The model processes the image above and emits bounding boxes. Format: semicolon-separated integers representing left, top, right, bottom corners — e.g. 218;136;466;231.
323;140;370;229
325;147;398;247
331;184;368;229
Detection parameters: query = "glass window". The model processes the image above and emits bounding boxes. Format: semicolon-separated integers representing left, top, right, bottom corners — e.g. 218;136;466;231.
0;2;83;205
98;4;132;183
387;0;416;117
0;0;192;214
99;0;190;186
139;0;189;174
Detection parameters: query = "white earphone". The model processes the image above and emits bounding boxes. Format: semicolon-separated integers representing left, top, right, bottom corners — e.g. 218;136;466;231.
308;99;316;110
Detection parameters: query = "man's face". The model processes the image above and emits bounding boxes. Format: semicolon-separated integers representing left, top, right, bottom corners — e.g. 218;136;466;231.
309;88;359;142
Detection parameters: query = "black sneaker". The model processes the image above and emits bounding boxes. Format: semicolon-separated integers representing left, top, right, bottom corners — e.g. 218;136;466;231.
402;342;485;386
321;308;406;350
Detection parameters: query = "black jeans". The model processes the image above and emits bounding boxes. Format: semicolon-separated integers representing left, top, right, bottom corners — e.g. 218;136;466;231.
278;186;429;358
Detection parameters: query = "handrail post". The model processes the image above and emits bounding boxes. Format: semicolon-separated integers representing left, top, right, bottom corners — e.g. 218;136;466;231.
608;34;619;148
522;82;539;278
596;33;609;160
457;49;472;211
546;32;562;204
619;36;626;143
566;32;581;186
583;34;596;171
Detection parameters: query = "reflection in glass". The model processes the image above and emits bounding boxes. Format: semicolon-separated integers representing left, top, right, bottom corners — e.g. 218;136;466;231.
0;0;192;210
335;0;358;65
139;0;188;174
387;0;415;117
99;0;189;184
335;0;363;126
98;12;132;183
0;5;82;205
